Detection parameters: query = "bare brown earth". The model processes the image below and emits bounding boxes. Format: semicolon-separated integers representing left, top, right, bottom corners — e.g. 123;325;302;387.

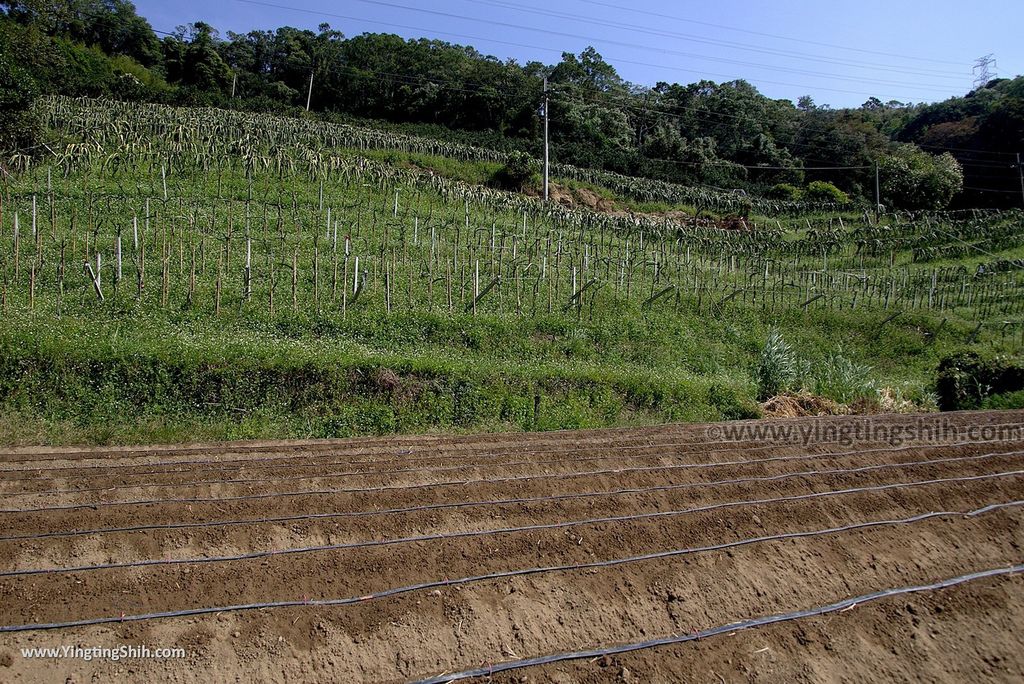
0;410;1021;683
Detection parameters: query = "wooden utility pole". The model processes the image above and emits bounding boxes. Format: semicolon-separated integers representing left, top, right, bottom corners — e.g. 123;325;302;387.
543;77;550;202
874;162;881;223
1017;153;1024;208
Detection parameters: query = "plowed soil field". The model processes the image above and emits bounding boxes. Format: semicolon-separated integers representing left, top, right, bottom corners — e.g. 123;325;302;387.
1;410;1022;682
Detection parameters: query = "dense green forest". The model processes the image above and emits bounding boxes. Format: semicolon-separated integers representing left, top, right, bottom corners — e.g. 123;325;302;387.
1;0;1022;209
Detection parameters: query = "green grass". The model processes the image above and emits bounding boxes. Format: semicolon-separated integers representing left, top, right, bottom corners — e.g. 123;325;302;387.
0;97;1021;445
0;292;1005;445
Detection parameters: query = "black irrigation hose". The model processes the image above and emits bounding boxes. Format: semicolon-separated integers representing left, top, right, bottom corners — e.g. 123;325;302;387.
2;444;826;496
5;432;1023;490
0;427;708;465
5;444;1023;513
11;411;960;463
0;433;831;480
3;471;1022;579
1;450;1019;543
0;426;919;477
0;417;742;461
411;562;1024;684
4;418;1021;475
14;439;1024;499
1;501;1020;634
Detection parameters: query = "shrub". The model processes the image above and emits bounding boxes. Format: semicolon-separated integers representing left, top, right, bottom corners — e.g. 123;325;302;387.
768;183;802;201
492;150;539;190
935;352;1024;411
803;180;850;205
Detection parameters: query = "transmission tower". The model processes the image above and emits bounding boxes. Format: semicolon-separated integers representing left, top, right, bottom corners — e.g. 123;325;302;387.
973;54;997;89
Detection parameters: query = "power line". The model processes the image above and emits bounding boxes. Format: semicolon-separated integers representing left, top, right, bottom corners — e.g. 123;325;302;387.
330;0;966;92
573;0;968;67
917;142;1017;157
232;0;966;99
646;158;872;171
239;49;1012;167
964;186;1024;194
242;51;1012;173
160;7;1011;171
468;0;970;80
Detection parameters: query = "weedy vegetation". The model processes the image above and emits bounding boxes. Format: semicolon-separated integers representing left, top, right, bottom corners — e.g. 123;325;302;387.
0;97;1021;444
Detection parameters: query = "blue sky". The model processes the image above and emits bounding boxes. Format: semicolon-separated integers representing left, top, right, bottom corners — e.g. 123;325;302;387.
133;0;1023;107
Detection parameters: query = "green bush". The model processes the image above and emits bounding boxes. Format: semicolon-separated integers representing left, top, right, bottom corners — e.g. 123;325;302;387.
935;352;1024;411
492;150;539;190
768;183;802;201
803;181;850;205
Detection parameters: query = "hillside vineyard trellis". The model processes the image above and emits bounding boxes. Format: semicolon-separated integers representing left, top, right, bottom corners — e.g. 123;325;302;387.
0;97;1022;343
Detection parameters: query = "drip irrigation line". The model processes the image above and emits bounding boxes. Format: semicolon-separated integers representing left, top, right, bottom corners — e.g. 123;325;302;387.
1;501;1020;634
2;471;1021;579
0;434;842;480
0;432;747;471
4;414;1017;470
5;441;1022;507
1;450;1020;543
6;422;1023;481
0;417;847;471
0;421;738;462
0;433;588;464
411;562;1024;683
4;442;1022;514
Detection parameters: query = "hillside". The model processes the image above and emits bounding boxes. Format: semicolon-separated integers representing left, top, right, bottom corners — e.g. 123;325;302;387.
0;96;1021;444
1;4;1023;210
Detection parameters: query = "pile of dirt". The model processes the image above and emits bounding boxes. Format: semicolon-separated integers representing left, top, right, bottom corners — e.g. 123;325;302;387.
525;182;617;212
761;392;849;418
715;215;752;231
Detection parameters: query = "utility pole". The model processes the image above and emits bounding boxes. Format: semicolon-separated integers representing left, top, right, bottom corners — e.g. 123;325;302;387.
1017;153;1024;209
543;77;550;202
874;162;881;223
306;70;314;112
231;73;237;99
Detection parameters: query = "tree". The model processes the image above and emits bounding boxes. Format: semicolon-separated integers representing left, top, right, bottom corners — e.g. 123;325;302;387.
0;44;39;152
878;144;964;210
163;21;230;95
3;0;162;66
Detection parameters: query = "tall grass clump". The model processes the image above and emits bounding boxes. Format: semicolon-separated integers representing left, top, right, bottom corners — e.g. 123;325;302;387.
815;351;875;404
756;330;798;400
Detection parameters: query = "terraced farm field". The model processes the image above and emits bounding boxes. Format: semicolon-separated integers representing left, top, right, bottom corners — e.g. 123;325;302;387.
0;410;1022;682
